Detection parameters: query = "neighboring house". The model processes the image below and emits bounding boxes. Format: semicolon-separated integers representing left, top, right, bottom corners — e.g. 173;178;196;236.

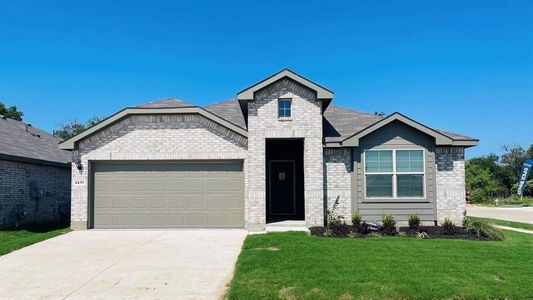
0;115;71;228
59;69;478;230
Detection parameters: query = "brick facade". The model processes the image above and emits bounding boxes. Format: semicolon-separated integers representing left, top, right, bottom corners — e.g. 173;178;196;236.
70;114;248;229
323;148;352;224
246;78;324;229
435;147;466;225
0;160;70;228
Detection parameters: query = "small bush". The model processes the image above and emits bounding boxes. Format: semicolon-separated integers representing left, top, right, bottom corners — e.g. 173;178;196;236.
381;214;397;235
443;218;456;234
347;230;357;239
351;212;362;227
326;196;345;227
323;228;333;237
408;214;421;230
464;217;505;241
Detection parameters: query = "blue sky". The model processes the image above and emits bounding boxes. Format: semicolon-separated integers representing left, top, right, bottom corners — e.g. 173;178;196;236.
0;0;531;158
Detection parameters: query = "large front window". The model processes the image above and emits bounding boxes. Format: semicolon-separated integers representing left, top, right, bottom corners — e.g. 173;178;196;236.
365;149;425;198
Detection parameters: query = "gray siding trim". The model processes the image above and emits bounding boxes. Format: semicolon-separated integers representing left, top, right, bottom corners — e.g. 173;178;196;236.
351;121;438;222
59;107;249;150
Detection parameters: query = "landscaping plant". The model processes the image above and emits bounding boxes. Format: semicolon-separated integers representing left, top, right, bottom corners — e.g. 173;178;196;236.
463;217;505;241
351;212;362;227
381;214;397;235
326;196;345;227
408;213;421;230
443;217;456;234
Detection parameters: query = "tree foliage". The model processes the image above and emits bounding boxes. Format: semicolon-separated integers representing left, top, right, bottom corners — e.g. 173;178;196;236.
53;116;103;141
0;101;24;121
466;144;533;202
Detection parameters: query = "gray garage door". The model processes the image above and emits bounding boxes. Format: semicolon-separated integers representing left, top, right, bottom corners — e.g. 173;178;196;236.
92;161;244;229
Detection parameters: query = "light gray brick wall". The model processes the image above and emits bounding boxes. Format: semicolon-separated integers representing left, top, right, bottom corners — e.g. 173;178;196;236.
0;160;70;228
435;147;466;225
70;114;248;230
247;78;324;229
324;148;352;224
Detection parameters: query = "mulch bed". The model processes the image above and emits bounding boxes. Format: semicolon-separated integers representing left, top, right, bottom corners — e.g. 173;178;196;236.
309;225;495;241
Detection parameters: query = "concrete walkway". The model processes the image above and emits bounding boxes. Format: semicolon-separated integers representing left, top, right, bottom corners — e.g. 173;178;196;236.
0;230;247;300
494;225;533;235
466;205;533;224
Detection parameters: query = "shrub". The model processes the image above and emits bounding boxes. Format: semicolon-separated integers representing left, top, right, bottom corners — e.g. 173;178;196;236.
351;212;362;227
464;217;505;241
347;230;357;239
408;214;421;230
326;196;345;227
443;218;456;234
381;214;397;235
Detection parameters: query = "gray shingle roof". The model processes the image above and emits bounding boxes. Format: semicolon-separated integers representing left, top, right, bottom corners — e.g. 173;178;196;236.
201;100;476;143
0;115;71;165
134;98;194;108
203;99;246;129
323;105;383;142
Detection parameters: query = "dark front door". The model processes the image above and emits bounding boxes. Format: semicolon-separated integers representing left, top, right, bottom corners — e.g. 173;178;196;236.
269;160;295;216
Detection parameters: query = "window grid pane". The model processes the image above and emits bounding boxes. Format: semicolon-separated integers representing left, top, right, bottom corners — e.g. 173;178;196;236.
396;150;424;172
366;175;393;197
397;174;424;197
365;150;393;173
278;99;291;117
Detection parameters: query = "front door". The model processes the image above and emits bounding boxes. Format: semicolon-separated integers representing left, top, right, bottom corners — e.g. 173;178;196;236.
269;160;295;216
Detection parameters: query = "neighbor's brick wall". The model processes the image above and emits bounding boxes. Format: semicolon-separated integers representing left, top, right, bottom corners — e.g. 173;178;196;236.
435;147;466;225
324;148;352;224
246;78;324;229
70;114;248;230
0;160;70;229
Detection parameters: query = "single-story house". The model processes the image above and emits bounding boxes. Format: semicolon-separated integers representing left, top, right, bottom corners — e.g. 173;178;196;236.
0;115;71;228
59;69;478;231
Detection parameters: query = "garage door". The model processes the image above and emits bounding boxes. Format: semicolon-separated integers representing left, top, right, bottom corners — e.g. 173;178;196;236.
92;161;244;229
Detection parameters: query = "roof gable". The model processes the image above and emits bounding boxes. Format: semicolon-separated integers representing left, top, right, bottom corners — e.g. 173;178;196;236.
237;69;334;100
59;105;248;150
342;112;466;147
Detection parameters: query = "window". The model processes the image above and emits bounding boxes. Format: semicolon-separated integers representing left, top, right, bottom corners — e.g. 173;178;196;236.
365;149;425;198
278;99;292;118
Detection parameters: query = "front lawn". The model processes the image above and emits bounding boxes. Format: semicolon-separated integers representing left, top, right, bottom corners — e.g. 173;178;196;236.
227;231;533;299
0;222;71;256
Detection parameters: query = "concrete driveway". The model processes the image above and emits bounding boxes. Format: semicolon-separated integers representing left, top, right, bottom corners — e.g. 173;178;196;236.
0;230;247;300
467;205;533;224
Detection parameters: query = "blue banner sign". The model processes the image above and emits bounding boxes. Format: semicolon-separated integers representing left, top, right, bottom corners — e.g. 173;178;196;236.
517;158;533;196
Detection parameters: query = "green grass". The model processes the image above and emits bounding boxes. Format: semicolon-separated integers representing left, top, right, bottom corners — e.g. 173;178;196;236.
0;222;71;256
470;216;533;231
227;231;533;299
474;197;533;207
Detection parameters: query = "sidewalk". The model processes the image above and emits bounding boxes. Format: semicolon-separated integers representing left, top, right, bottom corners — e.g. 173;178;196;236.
466;205;533;224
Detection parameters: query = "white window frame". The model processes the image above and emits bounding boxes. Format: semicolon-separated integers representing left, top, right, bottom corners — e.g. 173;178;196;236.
278;98;292;118
363;148;426;200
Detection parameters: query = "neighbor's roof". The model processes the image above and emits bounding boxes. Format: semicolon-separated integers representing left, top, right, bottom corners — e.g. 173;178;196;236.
0;115;71;166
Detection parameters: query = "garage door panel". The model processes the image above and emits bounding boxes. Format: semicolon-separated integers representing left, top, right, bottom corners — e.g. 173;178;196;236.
93;161;243;228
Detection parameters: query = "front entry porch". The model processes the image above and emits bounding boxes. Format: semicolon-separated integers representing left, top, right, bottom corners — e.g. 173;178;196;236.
266;139;305;223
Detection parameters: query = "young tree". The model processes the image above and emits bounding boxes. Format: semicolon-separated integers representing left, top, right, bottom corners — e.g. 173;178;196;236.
53;116;103;141
0;101;24;121
500;144;527;176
